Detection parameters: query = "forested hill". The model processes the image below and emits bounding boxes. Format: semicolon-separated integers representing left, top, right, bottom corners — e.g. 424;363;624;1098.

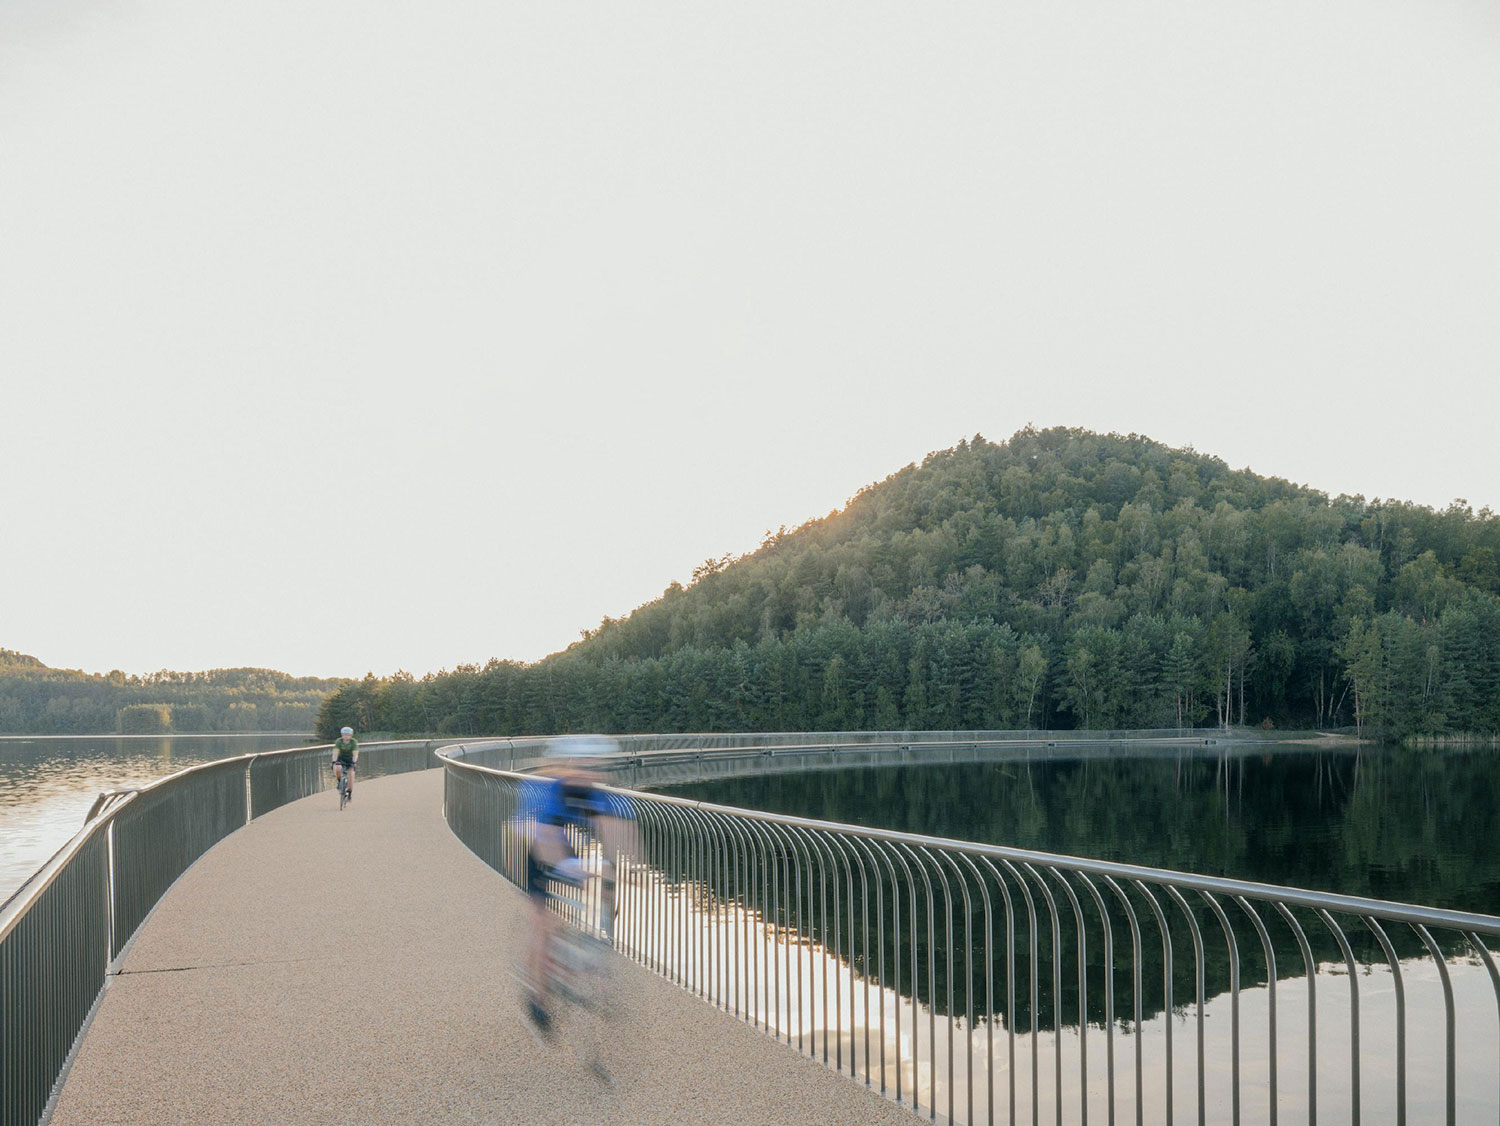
0;651;343;734
317;427;1500;740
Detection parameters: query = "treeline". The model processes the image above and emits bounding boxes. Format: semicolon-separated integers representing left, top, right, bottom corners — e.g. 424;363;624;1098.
317;427;1500;741
0;650;341;734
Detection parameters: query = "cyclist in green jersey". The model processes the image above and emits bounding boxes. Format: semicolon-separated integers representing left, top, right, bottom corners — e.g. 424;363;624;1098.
332;726;358;803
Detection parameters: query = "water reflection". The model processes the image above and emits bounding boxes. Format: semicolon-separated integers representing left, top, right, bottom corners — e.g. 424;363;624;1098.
660;745;1500;916
656;746;1500;1028
618;849;1500;1126
0;734;311;900
642;745;1500;1123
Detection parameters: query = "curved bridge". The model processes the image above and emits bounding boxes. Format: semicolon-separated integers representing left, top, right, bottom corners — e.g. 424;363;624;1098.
4;732;1499;1125
28;765;912;1126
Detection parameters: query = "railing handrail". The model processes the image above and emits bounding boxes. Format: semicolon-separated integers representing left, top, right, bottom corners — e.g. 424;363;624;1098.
445;728;1258;756
2;735;449;1126
443;732;1305;779
0;809;115;945
0;738;437;948
438;742;1500;939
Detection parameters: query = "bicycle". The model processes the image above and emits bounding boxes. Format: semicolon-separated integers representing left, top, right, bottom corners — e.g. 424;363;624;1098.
518;861;620;1084
334;761;355;810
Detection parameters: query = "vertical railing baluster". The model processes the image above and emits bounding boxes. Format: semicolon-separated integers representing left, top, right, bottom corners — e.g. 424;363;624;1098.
1104;877;1145;1126
1233;895;1278;1126
1198;892;1241;1126
787;826;811;1057
1022;862;1066;1126
1135;882;1175;1126
923;847;959;1126
1002;858;1042;1126
979;857;1020;1126
823;833;861;1078
805;829;834;1065
1050;871;1094;1126
956;853;996;1126
847;836;884;1090
1164;886;1207;1126
1315;908;1361;1126
721;816;750;1020
1465;932;1499;1123
1273;902;1317;1126
1076;873;1116;1126
887;842;920;1110
1414;923;1456;1126
894;841;938;1120
931;851;974;1126
1362;916;1405;1126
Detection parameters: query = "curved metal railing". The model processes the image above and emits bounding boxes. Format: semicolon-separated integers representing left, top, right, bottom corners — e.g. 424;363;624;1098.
440;738;1500;1126
0;738;438;1126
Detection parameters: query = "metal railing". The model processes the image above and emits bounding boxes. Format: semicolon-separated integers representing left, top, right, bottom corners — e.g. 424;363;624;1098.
446;730;1251;797
440;739;1500;1126
0;739;438;1126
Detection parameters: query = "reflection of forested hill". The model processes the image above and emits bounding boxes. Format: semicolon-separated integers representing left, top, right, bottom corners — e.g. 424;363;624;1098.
319;427;1500;738
0;650;343;733
664;748;1500;1026
665;749;1500;915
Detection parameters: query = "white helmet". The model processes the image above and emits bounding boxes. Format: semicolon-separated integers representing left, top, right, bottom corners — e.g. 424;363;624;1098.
340;726;354;737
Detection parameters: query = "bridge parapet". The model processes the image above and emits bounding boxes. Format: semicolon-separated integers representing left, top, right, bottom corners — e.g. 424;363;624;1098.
441;735;1500;1125
0;739;436;1126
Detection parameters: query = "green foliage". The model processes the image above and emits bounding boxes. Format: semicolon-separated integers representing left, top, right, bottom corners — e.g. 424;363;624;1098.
0;660;340;735
321;427;1500;738
116;703;171;734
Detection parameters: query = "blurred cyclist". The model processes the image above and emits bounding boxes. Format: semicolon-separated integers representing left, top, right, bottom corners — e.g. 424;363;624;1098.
521;734;635;1038
332;726;358;803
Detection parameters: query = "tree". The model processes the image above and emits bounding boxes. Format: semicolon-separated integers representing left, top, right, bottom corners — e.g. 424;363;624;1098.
1016;644;1048;729
1206;614;1253;730
1162;632;1202;729
117;703;170;734
1338;617;1384;737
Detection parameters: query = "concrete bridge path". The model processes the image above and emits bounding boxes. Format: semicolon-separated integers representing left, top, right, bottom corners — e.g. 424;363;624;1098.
51;769;914;1125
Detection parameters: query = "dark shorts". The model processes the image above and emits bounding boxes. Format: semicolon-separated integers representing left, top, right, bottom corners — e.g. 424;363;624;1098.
526;850;587;902
525;852;549;902
335;758;355;771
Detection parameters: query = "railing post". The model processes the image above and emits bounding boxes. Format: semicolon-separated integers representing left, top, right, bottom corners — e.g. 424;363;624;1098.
105;818;117;971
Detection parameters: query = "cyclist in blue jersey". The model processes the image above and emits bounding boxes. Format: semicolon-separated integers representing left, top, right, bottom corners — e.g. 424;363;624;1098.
521;734;634;1038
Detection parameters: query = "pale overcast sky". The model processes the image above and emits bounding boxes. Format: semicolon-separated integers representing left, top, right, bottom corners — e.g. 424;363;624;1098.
2;0;1497;680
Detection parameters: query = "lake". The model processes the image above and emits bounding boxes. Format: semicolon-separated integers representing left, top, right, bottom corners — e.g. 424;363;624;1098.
658;743;1500;915
654;743;1500;1123
0;734;314;903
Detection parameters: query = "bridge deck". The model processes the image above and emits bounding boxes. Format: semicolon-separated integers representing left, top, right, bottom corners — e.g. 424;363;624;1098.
51;770;911;1124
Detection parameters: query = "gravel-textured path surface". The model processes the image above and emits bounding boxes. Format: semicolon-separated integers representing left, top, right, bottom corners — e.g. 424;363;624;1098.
51;769;914;1125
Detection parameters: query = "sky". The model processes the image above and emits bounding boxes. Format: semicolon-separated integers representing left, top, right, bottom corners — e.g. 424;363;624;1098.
2;0;1498;681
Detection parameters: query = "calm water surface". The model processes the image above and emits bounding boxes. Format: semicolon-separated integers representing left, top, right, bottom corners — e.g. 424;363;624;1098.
662;743;1500;914
657;744;1500;1123
0;734;312;902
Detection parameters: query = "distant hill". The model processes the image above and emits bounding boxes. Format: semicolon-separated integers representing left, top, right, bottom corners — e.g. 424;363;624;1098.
0;656;347;735
316;426;1500;740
